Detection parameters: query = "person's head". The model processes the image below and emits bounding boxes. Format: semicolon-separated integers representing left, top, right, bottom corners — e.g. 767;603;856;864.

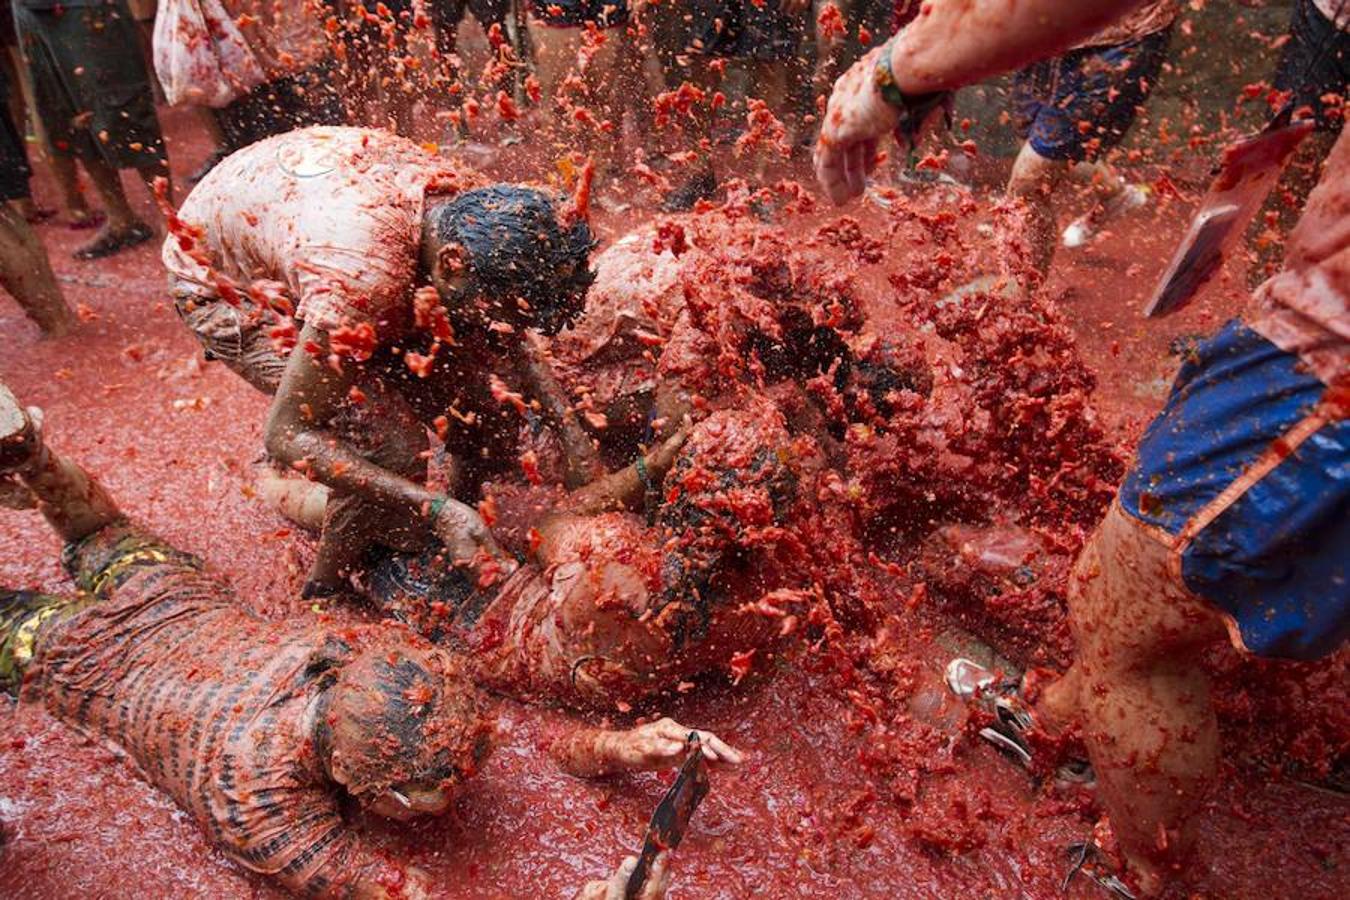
838;339;933;424
655;402;799;637
422;185;597;337
320;638;492;821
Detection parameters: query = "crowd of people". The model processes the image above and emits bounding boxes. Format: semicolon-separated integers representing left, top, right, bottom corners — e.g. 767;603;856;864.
0;0;1346;898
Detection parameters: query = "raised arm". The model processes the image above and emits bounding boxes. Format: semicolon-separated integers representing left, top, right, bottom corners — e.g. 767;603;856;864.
816;0;1150;204
889;0;1149;95
516;336;606;489
559;425;690;518
264;322;510;570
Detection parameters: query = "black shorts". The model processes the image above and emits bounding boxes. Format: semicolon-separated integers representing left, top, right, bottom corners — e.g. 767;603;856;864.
213;60;345;154
0;68;31;202
14;0;166;169
528;0;628;28
1273;0;1349;133
437;0;510;26
692;0;808;62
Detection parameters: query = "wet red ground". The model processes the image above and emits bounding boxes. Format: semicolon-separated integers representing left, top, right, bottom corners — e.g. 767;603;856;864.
1;106;1346;898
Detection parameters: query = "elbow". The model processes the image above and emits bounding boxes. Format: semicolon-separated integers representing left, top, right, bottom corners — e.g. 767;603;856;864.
263;412;298;465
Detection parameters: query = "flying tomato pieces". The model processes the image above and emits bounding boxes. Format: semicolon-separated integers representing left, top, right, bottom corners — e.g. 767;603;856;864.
477;494;498;528
405;350;436;378
520;450;543;486
328;322;377;361
817;3;846;41
489;374;529;415
729;649;756;686
496;91;521;122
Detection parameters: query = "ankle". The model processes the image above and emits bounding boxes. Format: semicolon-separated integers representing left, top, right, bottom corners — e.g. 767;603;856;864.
1025;666;1075;735
0;397;43;476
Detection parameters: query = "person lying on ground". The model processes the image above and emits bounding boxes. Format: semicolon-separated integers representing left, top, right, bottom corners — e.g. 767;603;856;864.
0;384;738;899
163;125;606;604
259;397;829;710
544;215;930;465
816;1;1348;894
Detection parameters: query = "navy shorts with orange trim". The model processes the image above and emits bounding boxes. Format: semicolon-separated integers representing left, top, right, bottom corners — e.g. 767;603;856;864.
1012;28;1170;163
1119;319;1349;660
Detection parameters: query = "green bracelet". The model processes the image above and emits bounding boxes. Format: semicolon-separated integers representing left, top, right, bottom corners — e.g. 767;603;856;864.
428;496;448;520
635;455;653;492
872;37;908;111
871;36;954;156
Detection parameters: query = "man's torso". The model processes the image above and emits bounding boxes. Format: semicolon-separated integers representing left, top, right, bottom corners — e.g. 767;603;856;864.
1250;128;1350;384
34;552;350;882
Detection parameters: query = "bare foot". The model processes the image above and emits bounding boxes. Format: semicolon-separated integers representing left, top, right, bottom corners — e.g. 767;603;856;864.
0;386;41;475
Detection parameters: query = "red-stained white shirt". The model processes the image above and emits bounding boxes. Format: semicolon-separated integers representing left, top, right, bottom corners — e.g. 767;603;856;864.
163;127;471;339
1250;128;1350;385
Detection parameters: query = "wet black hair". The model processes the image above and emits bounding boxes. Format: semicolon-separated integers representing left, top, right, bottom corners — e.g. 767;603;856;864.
323;639;491;802
429;185;597;335
654;445;799;647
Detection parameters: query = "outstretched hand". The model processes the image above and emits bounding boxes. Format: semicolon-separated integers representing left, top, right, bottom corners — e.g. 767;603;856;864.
814;47;900;206
574;853;670;900
643;420;692;480
432;497;511;570
607;717;743;773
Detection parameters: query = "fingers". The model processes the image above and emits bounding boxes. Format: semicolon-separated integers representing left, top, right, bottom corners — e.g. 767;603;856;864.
574;880;608;900
814;143;854;206
652;718;744;766
862;137;880;178
648;426;689;469
643;725;689;759
640;852;671;900
647;737;688;759
609;856;639;898
694;730;743;766
843;142;868;202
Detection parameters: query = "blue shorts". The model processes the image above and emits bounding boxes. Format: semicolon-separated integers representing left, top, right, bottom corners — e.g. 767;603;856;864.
1012;27;1171;163
1119;320;1349;660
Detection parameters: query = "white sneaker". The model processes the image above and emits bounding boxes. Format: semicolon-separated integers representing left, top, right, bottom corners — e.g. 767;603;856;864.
1062;183;1152;249
1061;217;1095;249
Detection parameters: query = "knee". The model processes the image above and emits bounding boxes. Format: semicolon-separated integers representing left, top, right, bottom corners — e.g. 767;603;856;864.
1007;146;1061;199
1069;504;1225;671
